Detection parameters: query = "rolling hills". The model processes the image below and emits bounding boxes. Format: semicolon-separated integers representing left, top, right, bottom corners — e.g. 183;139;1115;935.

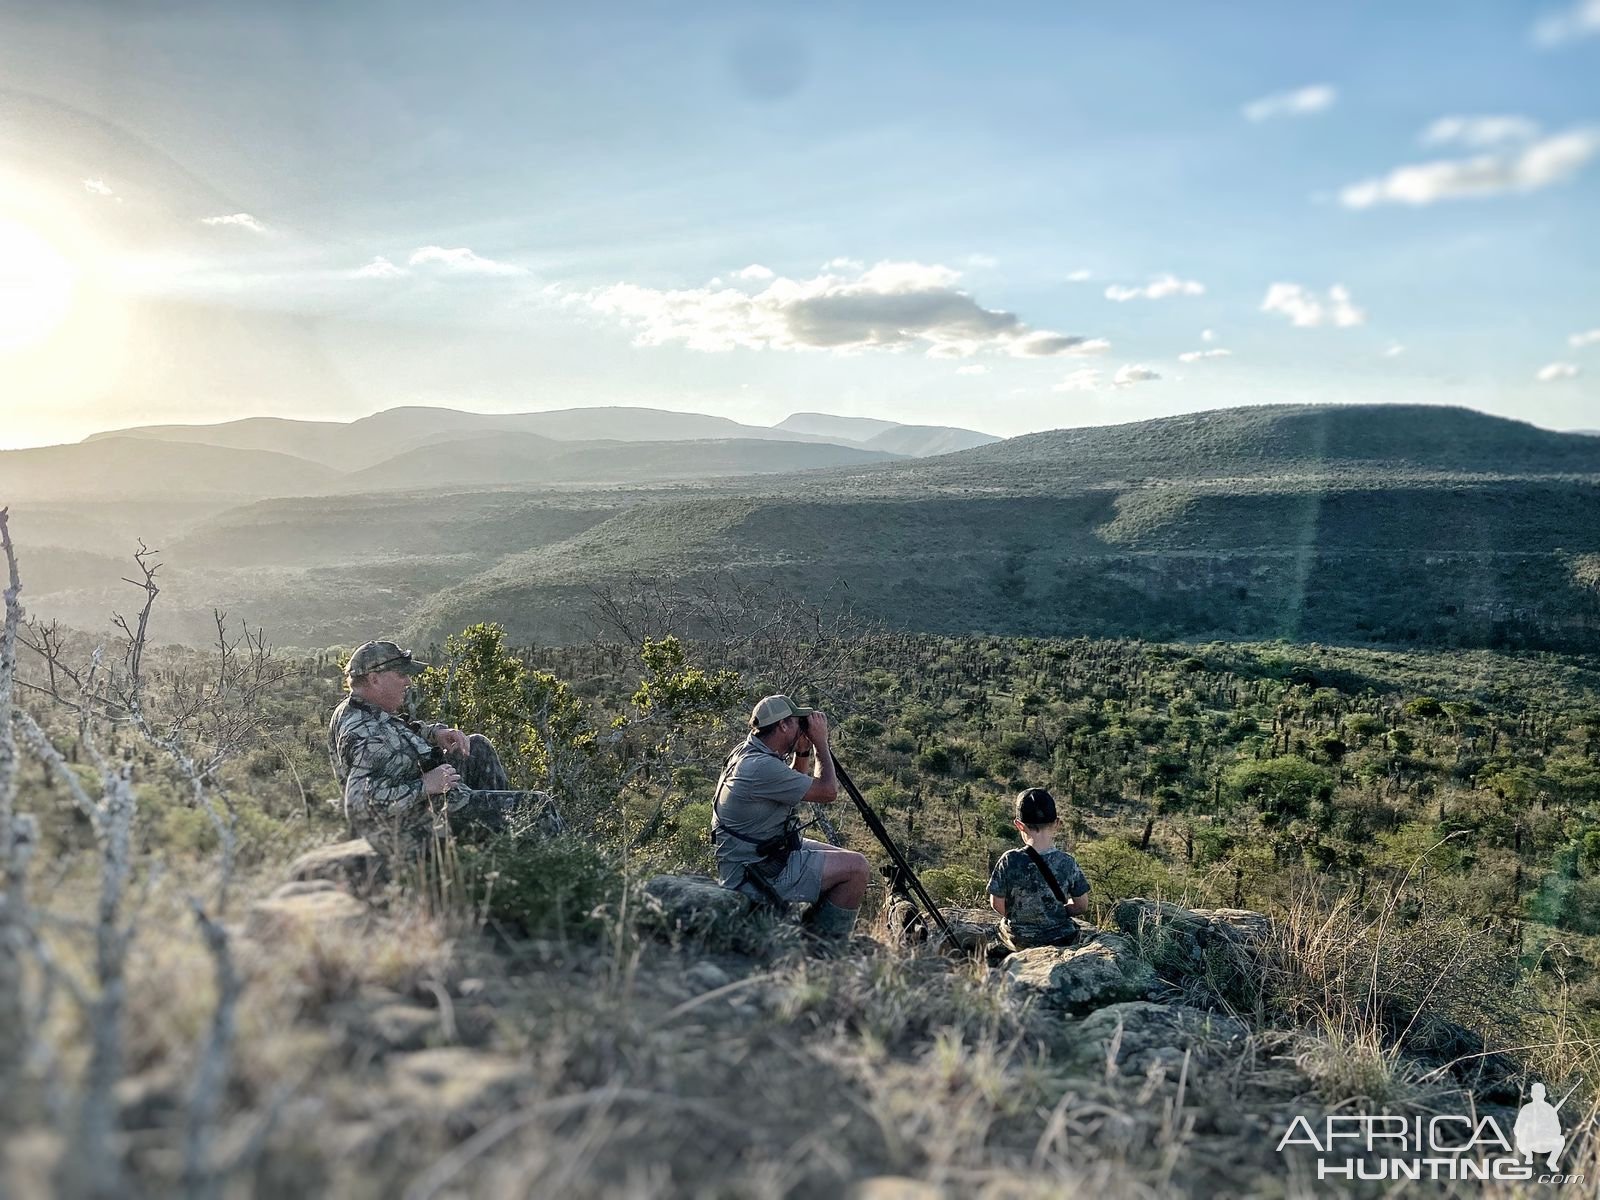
13;402;1600;652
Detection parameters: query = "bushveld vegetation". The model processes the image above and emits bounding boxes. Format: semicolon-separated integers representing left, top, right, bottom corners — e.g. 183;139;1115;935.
3;520;1598;1195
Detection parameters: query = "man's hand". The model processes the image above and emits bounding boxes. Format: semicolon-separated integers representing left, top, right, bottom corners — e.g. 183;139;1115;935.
435;727;471;756
802;711;829;747
423;763;461;796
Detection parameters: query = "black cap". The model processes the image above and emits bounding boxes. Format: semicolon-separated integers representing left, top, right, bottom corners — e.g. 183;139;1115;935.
1015;787;1058;826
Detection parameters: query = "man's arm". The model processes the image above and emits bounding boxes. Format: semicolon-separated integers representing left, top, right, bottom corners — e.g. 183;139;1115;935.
799;714;839;804
340;726;457;821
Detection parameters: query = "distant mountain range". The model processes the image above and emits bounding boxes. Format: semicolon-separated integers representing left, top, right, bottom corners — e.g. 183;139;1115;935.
8;403;1599;654
0;405;997;501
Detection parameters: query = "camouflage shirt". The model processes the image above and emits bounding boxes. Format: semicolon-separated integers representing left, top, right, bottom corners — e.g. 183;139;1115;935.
327;694;456;857
987;846;1090;949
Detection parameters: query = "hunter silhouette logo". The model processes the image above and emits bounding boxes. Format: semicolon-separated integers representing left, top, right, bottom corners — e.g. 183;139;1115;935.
1514;1081;1575;1171
1277;1078;1587;1184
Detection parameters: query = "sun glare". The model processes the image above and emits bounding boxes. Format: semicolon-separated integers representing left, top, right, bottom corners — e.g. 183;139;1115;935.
0;216;77;353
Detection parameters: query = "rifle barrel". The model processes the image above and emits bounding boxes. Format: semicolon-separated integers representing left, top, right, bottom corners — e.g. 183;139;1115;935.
832;756;958;944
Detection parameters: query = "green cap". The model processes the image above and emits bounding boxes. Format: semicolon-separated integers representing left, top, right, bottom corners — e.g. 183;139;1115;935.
750;694;813;730
347;640;430;678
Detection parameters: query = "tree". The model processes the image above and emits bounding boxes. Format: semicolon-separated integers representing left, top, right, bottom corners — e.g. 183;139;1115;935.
1224;756;1334;826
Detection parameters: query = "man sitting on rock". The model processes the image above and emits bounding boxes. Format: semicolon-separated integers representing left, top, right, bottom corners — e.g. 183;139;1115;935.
711;695;870;941
328;640;563;862
988;788;1091;951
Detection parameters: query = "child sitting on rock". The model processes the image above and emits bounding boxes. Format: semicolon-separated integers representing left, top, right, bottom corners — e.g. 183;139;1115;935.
987;788;1091;951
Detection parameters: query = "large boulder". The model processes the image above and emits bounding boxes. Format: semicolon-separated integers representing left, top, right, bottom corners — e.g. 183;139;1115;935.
640;874;753;940
1003;933;1158;1016
1066;1001;1249;1077
1113;898;1271;981
246;880;370;940
286;839;386;897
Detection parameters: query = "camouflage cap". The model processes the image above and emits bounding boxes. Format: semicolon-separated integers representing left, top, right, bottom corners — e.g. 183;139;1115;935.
347;640;430;678
750;694;814;730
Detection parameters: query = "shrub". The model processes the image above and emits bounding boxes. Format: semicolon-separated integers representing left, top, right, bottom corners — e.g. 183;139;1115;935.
1074;838;1181;905
920;865;988;906
457;833;624;940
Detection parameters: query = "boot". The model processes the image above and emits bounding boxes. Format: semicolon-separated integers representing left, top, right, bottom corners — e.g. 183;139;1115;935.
805;900;859;941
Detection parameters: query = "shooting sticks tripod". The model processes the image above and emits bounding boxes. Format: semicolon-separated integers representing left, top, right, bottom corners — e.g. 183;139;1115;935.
832;756;957;944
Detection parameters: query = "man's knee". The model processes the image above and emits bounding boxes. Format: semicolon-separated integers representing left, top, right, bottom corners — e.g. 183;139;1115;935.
845;850;869;881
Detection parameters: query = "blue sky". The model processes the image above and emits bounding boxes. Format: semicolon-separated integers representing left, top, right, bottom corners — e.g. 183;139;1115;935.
0;0;1596;447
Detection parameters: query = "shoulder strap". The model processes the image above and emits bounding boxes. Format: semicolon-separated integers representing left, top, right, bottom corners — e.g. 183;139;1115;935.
1023;847;1068;906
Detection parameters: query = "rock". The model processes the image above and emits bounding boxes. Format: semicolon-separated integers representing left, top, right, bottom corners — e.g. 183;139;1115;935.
639;874;752;940
1193;908;1272;947
1114;899;1272;983
685;962;732;993
1066;1001;1249;1077
247;884;370;940
386;1048;527;1124
286;838;387;897
1003;933;1158;1016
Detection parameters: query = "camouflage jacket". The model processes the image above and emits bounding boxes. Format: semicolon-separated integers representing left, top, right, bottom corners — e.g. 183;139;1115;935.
327;695;453;850
987;846;1091;948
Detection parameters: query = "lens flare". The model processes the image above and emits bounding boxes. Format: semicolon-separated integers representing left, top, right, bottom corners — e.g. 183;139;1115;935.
0;217;77;353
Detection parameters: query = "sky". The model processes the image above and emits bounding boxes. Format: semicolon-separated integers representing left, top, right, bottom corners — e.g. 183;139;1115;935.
0;0;1597;449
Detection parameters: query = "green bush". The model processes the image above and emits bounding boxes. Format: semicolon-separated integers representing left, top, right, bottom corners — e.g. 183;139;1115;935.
1074;838;1181;904
458;833;624;940
920;865;988;906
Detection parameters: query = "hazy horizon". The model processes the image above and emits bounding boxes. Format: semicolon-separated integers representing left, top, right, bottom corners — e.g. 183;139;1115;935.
2;1;1596;451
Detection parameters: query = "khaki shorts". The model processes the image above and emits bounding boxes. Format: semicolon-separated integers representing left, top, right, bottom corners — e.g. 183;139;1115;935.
738;836;829;905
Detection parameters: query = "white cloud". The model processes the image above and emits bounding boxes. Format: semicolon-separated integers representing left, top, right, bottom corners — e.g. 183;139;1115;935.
408;245;527;276
1242;84;1337;122
1532;0;1600;45
1104;274;1205;302
1536;361;1581;381
734;263;774;281
1053;368;1103;393
200;212;267;233
1384;342;1406;357
584;259;1102;359
1260;283;1366;328
1200;328;1216;343
1569;328;1600;348
352;256;408;280
823;256;864;272
82;178;115;197
1067;269;1093;282
1421;115;1541;149
1340;129;1600;208
1178;348;1232;362
965;253;999;268
956;364;989;376
1113;364;1161;387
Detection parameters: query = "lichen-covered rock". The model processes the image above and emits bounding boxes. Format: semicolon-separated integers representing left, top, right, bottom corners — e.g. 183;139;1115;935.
1066;1001;1249;1076
1114;898;1271;984
286;838;387;896
1003;933;1158;1015
247;881;369;940
639;874;752;940
386;1048;527;1125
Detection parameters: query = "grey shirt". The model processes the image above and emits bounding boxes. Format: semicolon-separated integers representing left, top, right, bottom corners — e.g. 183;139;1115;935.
987;847;1090;947
712;735;813;887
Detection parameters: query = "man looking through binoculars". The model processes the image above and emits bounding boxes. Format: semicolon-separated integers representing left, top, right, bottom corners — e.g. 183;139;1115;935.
711;695;870;940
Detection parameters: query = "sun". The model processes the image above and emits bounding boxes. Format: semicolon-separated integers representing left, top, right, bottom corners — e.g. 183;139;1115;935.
0;216;77;353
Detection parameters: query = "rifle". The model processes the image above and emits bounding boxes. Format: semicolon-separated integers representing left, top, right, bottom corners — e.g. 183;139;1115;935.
831;755;957;944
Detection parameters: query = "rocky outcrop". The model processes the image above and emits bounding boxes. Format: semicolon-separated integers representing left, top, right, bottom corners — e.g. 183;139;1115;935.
1065;1001;1249;1076
639;874;754;940
246;880;370;940
1003;933;1159;1016
286;838;387;897
886;901;1001;954
1112;898;1271;981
